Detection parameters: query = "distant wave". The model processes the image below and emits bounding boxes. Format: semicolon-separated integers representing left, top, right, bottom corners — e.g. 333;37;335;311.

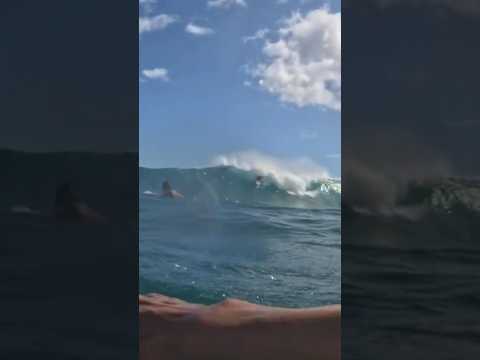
140;153;340;210
344;177;480;220
405;177;480;212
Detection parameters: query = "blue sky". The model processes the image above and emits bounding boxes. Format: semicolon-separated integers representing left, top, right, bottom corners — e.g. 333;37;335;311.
140;0;341;177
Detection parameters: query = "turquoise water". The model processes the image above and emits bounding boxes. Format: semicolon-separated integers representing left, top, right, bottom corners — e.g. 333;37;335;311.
139;166;341;307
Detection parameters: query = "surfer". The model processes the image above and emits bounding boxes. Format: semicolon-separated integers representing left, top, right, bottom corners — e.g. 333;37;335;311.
54;182;106;223
161;180;184;199
255;175;264;188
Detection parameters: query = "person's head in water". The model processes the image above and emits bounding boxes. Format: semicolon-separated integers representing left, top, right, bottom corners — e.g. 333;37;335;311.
162;180;172;193
55;182;79;207
54;181;106;223
54;181;81;219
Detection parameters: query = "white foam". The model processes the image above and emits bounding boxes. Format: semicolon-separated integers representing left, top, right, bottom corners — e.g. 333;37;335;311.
212;150;340;196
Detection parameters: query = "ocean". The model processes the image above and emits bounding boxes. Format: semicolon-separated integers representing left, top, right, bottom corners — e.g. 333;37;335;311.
343;177;480;359
1;150;138;359
140;165;341;308
4;150;479;357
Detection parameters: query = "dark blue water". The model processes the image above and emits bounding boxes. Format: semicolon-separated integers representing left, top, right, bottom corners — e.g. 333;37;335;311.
0;150;138;359
139;166;341;308
343;177;480;359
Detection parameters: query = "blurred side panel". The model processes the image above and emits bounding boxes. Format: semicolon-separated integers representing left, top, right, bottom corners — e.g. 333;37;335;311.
0;1;138;359
342;1;480;358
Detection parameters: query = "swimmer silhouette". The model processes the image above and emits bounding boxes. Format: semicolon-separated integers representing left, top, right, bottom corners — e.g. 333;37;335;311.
54;182;106;223
161;180;184;198
255;175;264;188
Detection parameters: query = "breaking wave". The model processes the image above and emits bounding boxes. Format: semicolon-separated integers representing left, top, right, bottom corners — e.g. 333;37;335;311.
140;152;340;209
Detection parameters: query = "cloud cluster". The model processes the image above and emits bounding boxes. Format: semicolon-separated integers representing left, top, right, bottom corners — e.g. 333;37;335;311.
250;7;341;111
207;0;247;9
142;68;169;81
139;14;177;34
185;23;215;36
243;28;270;43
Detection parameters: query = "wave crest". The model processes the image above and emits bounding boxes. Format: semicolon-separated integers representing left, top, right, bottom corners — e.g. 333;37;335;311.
212;151;340;197
140;152;340;209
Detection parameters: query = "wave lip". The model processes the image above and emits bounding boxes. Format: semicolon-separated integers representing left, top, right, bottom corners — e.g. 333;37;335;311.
212;150;340;197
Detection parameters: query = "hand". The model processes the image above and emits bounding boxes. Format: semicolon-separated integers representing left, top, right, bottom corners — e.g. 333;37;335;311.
139;293;340;360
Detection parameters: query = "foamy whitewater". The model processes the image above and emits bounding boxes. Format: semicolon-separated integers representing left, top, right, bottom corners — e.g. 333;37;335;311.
140;154;341;307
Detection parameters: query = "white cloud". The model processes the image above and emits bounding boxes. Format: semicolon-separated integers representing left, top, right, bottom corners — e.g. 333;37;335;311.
243;28;270;43
207;0;247;9
277;0;289;4
185;23;215;36
142;68;169;81
249;7;341;111
139;14;177;34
